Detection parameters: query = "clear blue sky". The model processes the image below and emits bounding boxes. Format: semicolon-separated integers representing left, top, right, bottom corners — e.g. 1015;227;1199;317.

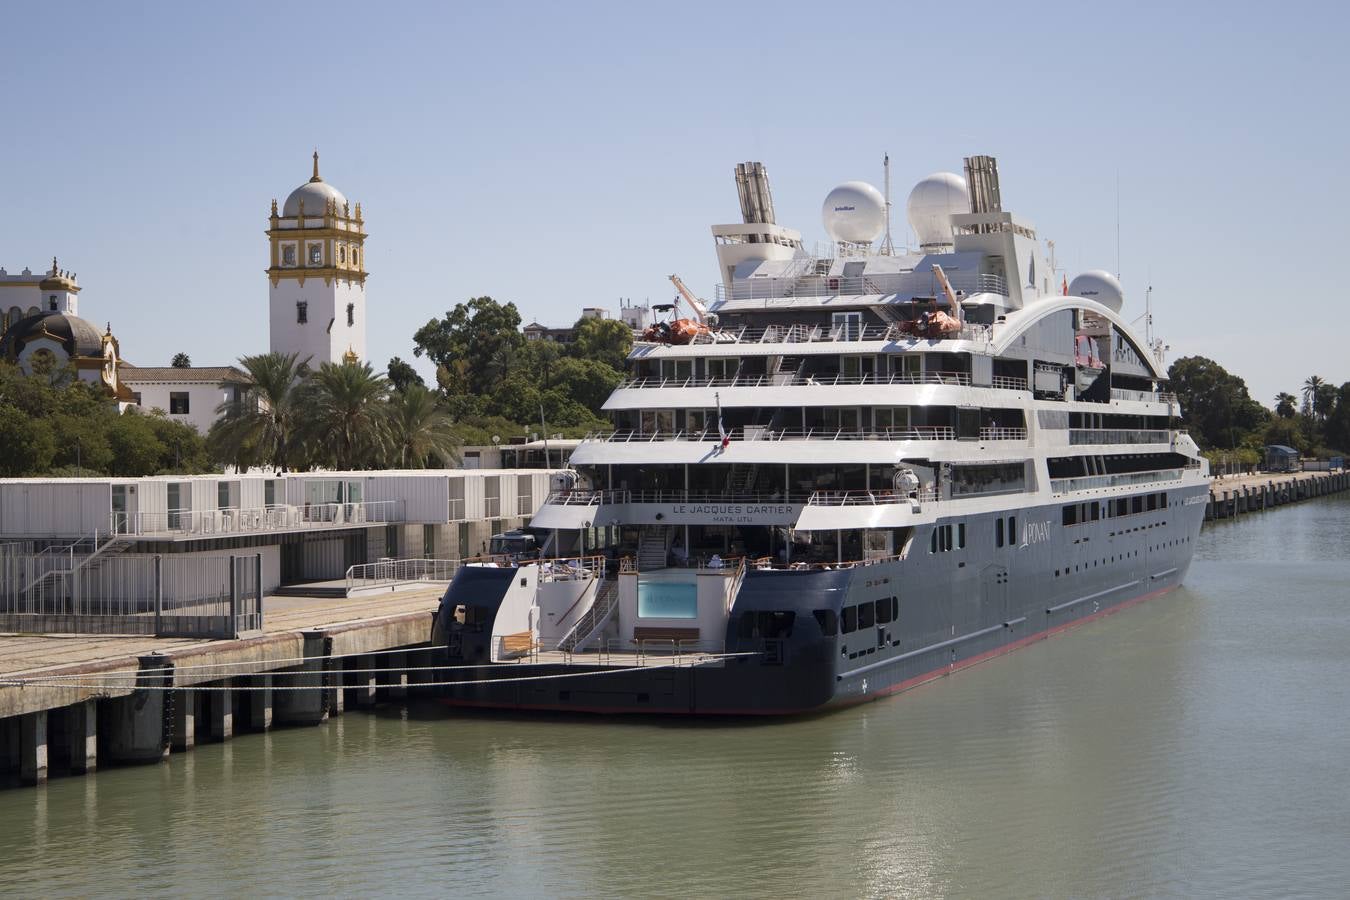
3;0;1346;407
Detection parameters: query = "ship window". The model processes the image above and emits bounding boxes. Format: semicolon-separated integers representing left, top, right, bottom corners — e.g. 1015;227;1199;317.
813;609;838;636
1090;503;1100;521
930;530;938;554
957;523;966;549
877;597;897;625
1062;505;1078;527
841;606;858;634
857;601;875;629
832;311;862;340
1132;496;1143;514
1008;516;1016;542
996;518;1004;548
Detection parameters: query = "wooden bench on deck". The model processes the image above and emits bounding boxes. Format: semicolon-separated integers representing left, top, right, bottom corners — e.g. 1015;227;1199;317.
500;631;540;658
631;626;701;648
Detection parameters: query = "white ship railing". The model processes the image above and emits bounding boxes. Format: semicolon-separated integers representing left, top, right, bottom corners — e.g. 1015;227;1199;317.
583;426;1027;444
806;489;940;506
663;322;994;347
713;270;1009;302
618;370;998;390
544;489;811;506
1049;468;1191;494
1068;429;1173;445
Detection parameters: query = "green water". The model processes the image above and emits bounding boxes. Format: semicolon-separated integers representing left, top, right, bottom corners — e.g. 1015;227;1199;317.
2;496;1348;898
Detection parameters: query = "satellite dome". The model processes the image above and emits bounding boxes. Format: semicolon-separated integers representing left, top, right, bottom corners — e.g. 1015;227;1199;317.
1068;270;1124;313
822;181;886;245
906;172;968;250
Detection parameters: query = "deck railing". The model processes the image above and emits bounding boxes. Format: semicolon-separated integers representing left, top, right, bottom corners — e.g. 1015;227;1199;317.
712;270;1009;302
112;500;404;537
1049;468;1191;494
584;424;1027;444
344;558;460;595
618;370;976;390
1068;429;1173;445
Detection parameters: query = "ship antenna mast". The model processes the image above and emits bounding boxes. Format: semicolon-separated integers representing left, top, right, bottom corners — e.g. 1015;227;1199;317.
880;152;895;256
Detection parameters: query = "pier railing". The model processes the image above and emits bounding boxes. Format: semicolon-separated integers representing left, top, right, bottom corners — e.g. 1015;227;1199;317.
0;549;263;638
344;558;461;596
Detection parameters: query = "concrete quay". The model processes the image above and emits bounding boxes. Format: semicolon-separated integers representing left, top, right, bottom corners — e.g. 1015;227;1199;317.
0;589;443;787
1203;471;1348;522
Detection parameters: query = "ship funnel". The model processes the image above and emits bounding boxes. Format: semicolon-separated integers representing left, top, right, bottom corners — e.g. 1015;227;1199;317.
735;161;777;225
963;155;1002;214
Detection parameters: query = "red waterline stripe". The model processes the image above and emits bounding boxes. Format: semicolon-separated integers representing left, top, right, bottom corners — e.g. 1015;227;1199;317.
435;583;1180;717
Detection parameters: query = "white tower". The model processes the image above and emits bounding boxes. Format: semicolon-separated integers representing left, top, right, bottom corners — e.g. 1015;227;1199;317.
267;152;367;365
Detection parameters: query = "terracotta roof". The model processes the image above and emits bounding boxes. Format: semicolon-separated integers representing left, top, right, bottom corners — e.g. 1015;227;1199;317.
119;365;250;384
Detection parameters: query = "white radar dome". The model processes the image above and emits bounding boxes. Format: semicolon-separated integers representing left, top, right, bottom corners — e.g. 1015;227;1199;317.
1068;270;1125;313
822;181;886;244
906;172;968;250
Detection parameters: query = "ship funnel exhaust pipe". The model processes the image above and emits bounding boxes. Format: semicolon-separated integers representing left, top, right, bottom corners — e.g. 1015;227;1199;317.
735;161;777;225
963;155;1002;214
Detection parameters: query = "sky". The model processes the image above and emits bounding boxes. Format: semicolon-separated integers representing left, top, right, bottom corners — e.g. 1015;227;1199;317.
3;0;1347;407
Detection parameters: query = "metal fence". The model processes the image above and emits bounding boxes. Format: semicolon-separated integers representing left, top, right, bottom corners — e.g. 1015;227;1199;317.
345;558;460;596
0;548;262;638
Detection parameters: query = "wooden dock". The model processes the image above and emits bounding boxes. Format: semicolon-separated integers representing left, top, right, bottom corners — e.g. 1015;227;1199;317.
0;588;443;786
1203;471;1348;522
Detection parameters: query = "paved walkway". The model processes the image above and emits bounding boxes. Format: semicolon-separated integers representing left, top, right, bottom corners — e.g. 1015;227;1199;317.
0;588;442;680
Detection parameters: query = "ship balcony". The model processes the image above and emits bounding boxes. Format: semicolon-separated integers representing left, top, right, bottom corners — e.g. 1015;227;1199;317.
711;269;1009;302
1049;465;1201;496
1067;428;1176;445
643;321;995;348
615;371;1029;392
581;425;1028;444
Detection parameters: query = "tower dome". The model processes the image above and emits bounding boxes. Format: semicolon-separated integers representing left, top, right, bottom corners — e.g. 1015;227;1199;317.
906;172;969;251
282;152;348;216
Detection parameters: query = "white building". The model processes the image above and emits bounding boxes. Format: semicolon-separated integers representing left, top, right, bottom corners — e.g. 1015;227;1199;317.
268;153;367;366
0;468;564;594
118;365;250;434
0;259;134;403
1;258;81;325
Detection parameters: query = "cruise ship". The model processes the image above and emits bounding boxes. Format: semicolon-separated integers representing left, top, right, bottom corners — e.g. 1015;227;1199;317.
431;154;1210;715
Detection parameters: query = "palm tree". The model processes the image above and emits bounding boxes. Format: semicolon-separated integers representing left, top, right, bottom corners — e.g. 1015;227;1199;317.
1302;375;1325;417
1274;392;1298;419
297;361;390;469
386;383;460;468
207;351;310;472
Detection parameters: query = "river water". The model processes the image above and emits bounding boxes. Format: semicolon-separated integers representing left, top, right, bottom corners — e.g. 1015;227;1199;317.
2;496;1348;898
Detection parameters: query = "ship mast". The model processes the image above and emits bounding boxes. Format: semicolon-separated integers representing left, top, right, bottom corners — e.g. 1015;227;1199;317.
879;152;895;256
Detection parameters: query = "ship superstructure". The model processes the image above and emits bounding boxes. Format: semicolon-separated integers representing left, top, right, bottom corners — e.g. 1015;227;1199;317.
432;155;1210;715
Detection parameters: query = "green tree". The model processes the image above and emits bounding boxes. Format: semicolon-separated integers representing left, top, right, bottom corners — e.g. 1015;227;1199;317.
1325;382;1350;452
171;352;191;368
1274;392;1298;419
1302;375;1326;418
1167;356;1268;450
386;383;459;468
207;351;310;472
106;410;168;476
413;297;525;397
0;406;57;475
146;412;211;473
386;355;425;393
548;356;623;412
568;315;633;370
297;361;390;469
